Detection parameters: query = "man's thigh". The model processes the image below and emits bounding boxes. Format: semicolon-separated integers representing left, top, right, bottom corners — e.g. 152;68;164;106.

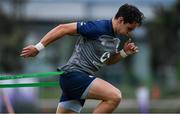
87;78;121;100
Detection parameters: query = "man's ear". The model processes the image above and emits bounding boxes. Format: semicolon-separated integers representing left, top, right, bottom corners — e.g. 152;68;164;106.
117;17;124;24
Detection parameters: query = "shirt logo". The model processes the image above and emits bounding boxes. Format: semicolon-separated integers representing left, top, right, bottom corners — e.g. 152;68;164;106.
80;22;86;26
89;75;94;78
100;52;110;62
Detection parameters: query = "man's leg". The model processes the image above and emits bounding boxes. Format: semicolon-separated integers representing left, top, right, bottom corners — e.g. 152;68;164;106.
87;78;122;113
56;99;85;114
56;104;77;114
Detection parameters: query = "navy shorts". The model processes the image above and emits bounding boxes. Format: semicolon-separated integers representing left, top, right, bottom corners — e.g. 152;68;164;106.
58;71;96;112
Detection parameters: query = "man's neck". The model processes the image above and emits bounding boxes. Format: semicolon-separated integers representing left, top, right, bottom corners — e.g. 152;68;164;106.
112;18;118;36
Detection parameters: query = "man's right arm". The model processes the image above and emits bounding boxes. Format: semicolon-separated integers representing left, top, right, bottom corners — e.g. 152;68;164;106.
40;22;77;46
20;22;77;58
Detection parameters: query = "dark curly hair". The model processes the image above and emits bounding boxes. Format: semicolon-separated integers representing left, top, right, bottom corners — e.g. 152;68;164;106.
115;4;144;25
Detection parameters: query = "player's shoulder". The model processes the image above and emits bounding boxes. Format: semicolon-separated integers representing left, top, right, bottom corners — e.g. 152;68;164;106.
93;19;111;26
77;19;114;38
78;19;111;28
93;19;112;32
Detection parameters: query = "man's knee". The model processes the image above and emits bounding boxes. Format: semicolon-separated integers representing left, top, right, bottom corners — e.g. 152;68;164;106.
108;90;122;106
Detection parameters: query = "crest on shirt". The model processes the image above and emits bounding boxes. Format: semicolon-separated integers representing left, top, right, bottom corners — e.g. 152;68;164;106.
99;35;120;53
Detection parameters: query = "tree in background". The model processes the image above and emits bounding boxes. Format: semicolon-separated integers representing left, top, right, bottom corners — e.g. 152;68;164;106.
0;0;27;73
146;1;180;97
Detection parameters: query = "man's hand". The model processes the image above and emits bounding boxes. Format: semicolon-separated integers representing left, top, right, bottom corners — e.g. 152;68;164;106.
20;45;39;58
123;39;139;55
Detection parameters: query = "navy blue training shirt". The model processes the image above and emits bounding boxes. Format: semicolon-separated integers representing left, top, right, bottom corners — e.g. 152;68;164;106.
60;19;122;75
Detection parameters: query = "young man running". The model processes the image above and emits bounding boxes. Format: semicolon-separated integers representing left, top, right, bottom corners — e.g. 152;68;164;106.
21;4;144;113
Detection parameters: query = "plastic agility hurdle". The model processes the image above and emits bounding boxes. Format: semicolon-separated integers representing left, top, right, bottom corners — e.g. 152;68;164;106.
0;71;64;88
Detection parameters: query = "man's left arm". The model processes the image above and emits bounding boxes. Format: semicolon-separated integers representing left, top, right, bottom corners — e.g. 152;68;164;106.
105;39;139;65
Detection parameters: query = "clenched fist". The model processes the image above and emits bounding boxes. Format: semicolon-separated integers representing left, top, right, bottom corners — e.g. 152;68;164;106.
20;45;39;58
123;39;139;55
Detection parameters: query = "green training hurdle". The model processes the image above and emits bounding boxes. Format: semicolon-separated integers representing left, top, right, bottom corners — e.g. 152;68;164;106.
0;71;64;88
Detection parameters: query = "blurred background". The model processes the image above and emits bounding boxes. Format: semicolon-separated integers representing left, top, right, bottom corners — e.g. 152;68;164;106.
0;0;179;113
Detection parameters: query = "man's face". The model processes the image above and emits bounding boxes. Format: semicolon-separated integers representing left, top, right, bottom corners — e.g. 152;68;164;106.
116;18;139;36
